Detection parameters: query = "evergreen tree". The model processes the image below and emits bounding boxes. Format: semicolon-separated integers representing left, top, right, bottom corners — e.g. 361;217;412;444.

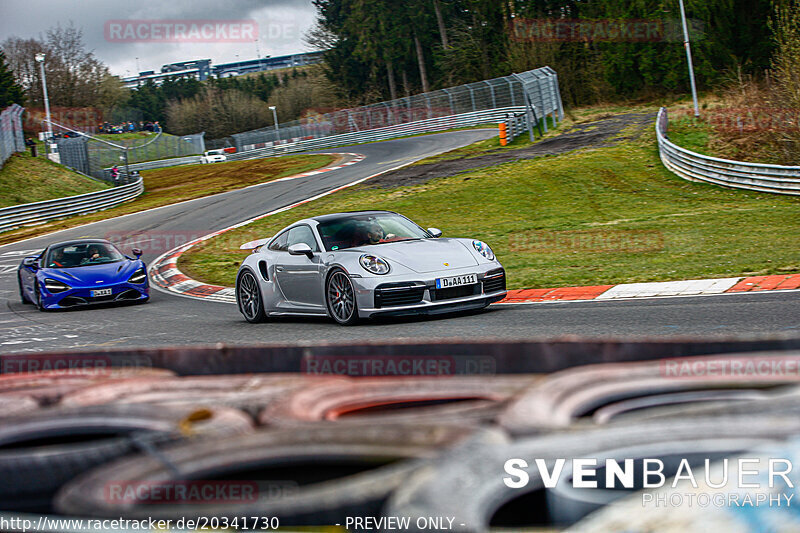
0;50;24;108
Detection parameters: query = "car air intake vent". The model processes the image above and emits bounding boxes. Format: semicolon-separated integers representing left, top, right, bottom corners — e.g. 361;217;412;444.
375;284;426;308
115;289;143;301
431;284;480;301
483;269;506;294
58;296;88;307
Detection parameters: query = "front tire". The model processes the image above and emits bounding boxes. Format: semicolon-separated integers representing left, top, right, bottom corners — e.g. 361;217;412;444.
237;270;267;323
326;269;359;326
34;281;47;312
18;273;32;305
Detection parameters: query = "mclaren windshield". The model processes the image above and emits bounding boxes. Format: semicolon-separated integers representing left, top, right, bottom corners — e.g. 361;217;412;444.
46;243;126;268
318;213;431;251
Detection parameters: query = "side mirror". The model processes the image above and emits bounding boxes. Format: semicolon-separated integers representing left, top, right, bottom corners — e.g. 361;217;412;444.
132;248;143;259
428;227;443;238
288;243;314;258
22;257;39;270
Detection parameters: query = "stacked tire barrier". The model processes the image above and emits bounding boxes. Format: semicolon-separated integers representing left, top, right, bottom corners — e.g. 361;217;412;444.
1;338;800;531
656;107;800;195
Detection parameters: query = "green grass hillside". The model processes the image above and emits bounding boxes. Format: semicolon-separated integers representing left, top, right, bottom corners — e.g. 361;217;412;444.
0;152;108;208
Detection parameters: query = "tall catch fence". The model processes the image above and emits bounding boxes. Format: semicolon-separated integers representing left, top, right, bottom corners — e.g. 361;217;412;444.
56;132;206;183
218;67;563;153
0;104;25;169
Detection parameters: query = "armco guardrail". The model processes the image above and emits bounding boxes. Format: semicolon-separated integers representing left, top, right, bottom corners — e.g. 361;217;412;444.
656;107;800;196
504;112;533;144
0;177;144;233
225;107;528;161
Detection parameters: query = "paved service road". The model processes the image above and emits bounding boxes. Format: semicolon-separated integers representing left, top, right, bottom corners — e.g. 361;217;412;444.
0;130;798;353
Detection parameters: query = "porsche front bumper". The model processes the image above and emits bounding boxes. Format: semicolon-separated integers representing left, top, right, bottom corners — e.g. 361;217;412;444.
352;265;507;318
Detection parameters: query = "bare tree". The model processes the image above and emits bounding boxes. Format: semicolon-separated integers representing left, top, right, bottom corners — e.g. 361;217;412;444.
1;22;110;109
770;0;800;162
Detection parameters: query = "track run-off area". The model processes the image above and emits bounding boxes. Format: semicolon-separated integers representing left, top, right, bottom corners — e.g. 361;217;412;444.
0;129;798;353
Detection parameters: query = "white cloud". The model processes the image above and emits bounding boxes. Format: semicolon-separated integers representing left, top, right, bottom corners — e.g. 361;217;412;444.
0;0;317;76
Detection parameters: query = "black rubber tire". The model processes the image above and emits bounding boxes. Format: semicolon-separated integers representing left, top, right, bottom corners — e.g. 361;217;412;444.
34;281;47;312
54;424;476;525
259;376;540;427
325;268;359;326
18;272;32;304
237;269;267;323
382;415;800;533
0;404;253;512
498;353;794;435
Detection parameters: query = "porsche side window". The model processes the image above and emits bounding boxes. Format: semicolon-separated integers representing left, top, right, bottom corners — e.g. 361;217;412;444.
268;231;289;251
287;225;319;252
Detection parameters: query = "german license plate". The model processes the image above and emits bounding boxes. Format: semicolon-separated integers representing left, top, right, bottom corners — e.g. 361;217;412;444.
91;288;112;297
435;273;478;289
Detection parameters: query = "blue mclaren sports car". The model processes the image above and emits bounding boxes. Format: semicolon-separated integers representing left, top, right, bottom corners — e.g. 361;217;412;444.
17;239;149;311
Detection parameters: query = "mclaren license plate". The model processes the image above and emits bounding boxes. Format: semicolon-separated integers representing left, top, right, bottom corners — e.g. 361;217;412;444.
91;288;112;297
435;273;478;289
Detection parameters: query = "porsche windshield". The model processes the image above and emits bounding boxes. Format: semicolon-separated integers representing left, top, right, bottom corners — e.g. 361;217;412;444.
318;214;431;251
46;243;125;268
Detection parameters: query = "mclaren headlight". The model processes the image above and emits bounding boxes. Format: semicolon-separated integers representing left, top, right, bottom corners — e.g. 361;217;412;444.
472;240;495;261
359;254;390;275
44;278;70;293
128;268;147;284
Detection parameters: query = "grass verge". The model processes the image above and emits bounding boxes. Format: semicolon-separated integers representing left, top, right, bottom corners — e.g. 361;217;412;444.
0;154;336;246
180;107;800;290
0;152;107;208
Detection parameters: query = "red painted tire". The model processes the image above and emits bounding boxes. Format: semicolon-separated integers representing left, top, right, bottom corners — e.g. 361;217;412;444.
259;375;541;427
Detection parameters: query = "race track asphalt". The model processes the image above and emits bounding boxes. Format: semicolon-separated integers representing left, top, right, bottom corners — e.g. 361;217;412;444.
0;130;797;353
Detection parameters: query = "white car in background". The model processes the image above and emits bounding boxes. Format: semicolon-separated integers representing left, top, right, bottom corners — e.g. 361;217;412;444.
201;149;227;164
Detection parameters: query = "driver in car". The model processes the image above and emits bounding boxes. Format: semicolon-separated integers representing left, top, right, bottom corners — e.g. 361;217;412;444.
81;246;105;264
49;249;66;268
366;223;385;245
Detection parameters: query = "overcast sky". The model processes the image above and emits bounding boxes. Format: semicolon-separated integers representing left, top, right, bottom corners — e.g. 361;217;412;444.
0;0;318;77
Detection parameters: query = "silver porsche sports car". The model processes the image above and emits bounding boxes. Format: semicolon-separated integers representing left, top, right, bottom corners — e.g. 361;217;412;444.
235;211;507;325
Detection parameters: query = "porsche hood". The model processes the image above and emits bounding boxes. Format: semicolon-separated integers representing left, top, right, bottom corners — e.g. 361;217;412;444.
351;238;480;274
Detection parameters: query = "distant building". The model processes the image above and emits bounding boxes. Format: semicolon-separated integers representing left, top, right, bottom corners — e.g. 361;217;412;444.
122;52;323;89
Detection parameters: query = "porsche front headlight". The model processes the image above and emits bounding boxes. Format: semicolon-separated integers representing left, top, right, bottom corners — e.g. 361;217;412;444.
359;255;390;275
472;240;495;261
128;268;147;284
